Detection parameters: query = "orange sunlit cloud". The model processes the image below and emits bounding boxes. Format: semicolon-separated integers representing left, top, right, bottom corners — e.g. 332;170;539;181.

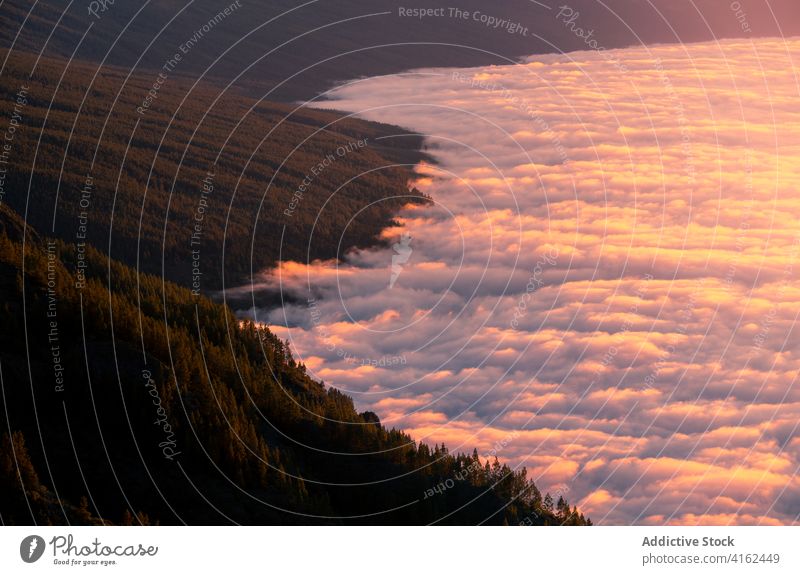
242;38;800;524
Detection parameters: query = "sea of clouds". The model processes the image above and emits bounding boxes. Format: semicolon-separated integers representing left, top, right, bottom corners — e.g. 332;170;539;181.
243;37;800;524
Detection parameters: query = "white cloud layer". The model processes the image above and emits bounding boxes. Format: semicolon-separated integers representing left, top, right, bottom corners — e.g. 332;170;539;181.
244;37;800;524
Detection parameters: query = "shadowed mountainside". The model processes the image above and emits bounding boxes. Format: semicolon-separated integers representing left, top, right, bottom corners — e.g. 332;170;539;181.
3;0;798;101
0;204;589;525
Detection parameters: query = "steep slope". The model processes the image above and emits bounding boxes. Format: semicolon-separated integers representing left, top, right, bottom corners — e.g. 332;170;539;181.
0;204;589;525
0;49;428;294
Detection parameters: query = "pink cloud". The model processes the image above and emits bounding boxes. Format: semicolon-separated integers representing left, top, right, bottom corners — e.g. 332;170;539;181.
236;37;800;524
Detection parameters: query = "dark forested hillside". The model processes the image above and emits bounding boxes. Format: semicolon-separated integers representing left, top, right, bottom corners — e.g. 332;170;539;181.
0;49;427;294
0;204;589;525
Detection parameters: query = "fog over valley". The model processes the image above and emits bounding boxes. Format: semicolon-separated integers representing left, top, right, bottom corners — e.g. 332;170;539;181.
246;37;800;525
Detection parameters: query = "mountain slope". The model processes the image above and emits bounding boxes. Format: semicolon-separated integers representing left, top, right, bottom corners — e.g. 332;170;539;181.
0;204;589;525
0;49;428;295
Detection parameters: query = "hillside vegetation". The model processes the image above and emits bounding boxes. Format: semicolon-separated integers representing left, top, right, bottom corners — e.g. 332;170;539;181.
0;205;589;525
0;50;427;293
